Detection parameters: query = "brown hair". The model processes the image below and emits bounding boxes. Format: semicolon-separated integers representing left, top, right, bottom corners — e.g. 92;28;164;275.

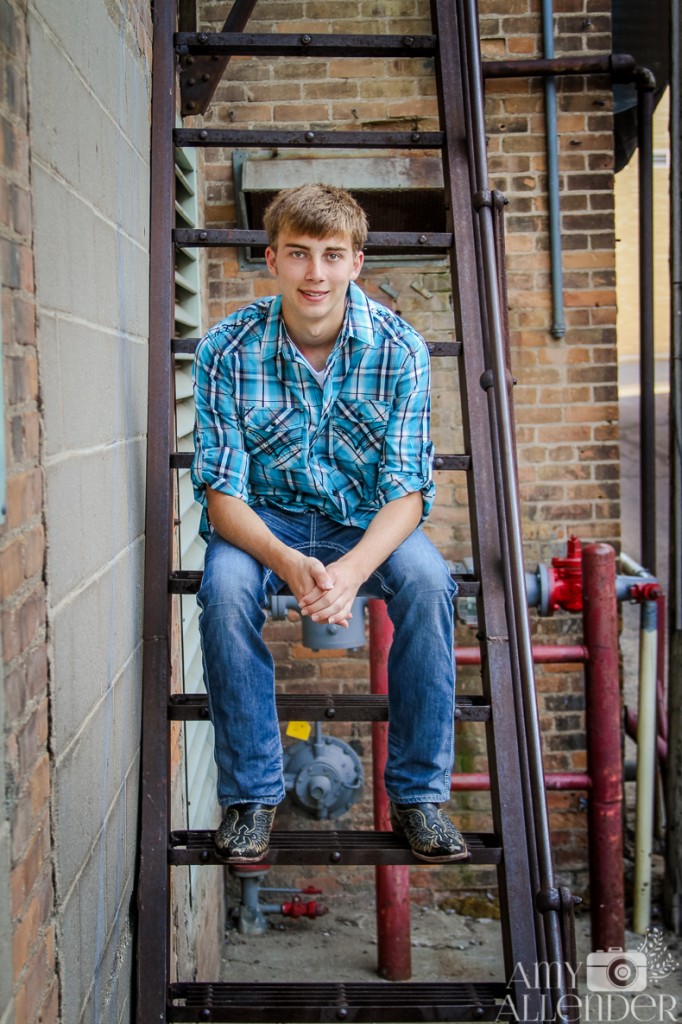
263;184;368;252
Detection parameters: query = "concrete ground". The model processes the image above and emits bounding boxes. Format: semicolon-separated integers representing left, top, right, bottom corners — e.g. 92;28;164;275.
220;894;682;1021
218;358;680;1020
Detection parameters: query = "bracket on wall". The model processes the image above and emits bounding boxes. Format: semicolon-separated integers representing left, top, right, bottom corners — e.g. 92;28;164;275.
179;0;258;116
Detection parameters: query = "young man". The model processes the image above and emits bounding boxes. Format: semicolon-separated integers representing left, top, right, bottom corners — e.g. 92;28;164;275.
192;184;467;864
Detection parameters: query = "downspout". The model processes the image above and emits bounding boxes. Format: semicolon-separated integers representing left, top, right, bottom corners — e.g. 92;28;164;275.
636;68;658;574
541;0;566;339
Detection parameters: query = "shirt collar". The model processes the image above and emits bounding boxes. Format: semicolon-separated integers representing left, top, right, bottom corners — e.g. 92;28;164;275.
261;283;376;362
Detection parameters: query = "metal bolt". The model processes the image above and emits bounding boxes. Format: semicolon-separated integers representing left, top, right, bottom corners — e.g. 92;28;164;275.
202;73;211;82
325;707;336;719
198;32;208;43
305;131;315;142
454;707;462;719
411;132;421;142
199;231;208;240
200;706;209;719
169;831;181;846
199;130;208;140
200;849;209;862
301;34;312;44
200;1011;212;1022
185;56;194;65
330;851;342;863
418;234;428;244
473;1007;485;1019
336;1008;349;1021
434;456;444;469
186;102;196;111
404;36;414;46
188;77;196;85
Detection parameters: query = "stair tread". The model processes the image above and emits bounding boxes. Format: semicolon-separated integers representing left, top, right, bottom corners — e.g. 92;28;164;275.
175;128;444;148
170;450;471;470
174;31;437;59
168;692;491;722
172;338;463;357
168;829;502;866
174;228;453;250
168;980;509;1022
169;570;480;597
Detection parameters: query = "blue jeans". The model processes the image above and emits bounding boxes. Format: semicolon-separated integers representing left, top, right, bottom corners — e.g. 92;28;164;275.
197;507;457;808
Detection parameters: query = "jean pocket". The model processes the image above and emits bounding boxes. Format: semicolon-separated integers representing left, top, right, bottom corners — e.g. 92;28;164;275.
333;398;391;468
242;405;305;469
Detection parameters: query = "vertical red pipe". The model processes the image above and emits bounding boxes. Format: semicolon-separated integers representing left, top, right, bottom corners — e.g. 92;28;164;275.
368;600;412;981
582;544;625;951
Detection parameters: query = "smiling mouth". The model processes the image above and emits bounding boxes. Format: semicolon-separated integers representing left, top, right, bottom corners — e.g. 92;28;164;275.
299;289;329;300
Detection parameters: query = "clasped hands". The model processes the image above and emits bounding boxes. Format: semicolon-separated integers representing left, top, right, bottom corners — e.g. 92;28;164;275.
285;552;366;630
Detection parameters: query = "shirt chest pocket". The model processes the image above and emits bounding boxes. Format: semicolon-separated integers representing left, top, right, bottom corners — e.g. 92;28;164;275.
242;405;305;470
333;399;391;468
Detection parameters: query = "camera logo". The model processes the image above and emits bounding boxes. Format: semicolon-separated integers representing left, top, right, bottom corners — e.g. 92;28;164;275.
586;949;648;992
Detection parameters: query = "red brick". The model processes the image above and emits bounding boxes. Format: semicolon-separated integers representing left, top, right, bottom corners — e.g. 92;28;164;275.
0;534;23;598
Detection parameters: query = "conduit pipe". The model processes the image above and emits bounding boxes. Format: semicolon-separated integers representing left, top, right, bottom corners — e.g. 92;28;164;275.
582;544;625;952
633;598;660;933
452;772;592;791
541;0;565;338
636;69;658;575
368;600;411;982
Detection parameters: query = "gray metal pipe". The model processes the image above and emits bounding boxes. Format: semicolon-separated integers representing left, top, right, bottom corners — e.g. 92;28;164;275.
637;73;657;575
542;0;566;339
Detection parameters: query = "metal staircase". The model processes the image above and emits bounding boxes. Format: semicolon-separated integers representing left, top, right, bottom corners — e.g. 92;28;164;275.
137;1;578;1020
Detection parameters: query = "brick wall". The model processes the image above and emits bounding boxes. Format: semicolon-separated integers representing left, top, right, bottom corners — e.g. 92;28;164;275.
0;1;156;1021
194;0;618;903
0;0;55;1020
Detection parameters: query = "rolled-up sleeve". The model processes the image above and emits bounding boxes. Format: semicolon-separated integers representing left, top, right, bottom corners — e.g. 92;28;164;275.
191;335;250;511
376;339;435;521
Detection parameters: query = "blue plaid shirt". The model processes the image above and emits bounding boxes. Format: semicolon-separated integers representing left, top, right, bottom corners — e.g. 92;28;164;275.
191;282;435;537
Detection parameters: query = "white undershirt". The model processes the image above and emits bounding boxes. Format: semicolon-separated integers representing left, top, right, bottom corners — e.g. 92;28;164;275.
298;352;326;387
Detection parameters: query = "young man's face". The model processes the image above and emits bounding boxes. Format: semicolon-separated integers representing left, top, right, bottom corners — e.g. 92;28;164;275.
265;231;363;345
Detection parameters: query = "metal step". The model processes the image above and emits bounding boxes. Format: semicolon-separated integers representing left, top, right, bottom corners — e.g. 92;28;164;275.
168;830;502;867
174;228;453;251
168;693;491;722
175;128;444;149
167;980;510;1022
170;451;471;471
172;338;464;358
169;570;480;597
174;32;438;59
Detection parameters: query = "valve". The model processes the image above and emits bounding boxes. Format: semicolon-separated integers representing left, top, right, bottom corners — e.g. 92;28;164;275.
227;865;328;934
627;581;664;602
280;896;328;919
534;535;584;616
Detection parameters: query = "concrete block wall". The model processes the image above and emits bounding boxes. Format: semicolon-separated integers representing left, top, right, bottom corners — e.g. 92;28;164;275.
0;0;54;1019
0;0;153;1021
26;0;153;1019
193;0;618;902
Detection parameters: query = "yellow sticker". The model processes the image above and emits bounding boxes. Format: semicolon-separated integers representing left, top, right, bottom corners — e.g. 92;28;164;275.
286;721;312;741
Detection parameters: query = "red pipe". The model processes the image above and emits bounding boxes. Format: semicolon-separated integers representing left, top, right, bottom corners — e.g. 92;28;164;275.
368;600;411;981
582;544;625;952
451;772;592;791
454;643;588;665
